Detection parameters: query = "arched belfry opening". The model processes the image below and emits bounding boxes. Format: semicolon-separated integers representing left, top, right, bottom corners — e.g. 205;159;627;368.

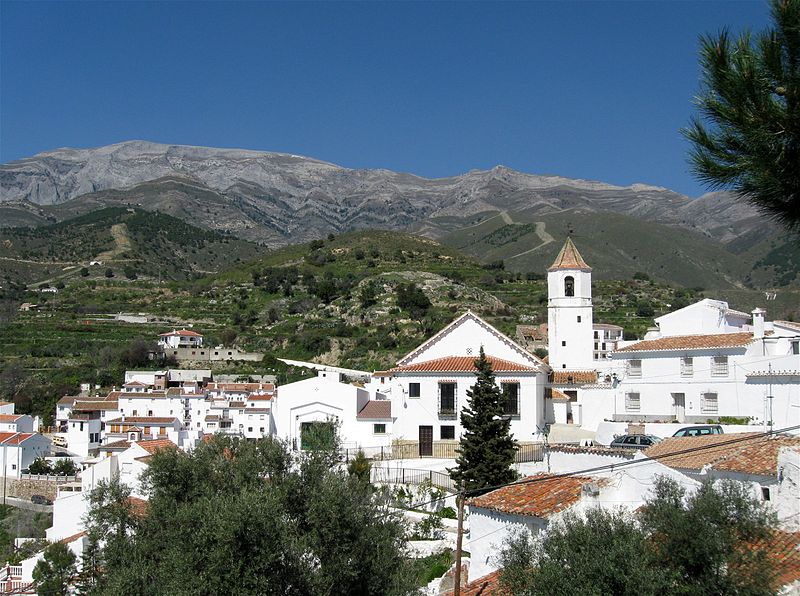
564;276;575;297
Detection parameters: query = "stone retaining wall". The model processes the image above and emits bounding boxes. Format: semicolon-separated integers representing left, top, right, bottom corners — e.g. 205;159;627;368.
1;477;73;501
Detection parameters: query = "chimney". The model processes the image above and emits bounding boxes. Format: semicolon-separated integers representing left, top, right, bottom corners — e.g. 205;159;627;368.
752;308;766;339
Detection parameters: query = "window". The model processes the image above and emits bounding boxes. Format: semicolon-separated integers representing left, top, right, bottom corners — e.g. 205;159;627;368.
625;392;641;411
373;424;386;435
628;360;642;378
132;410;138;416
761;486;771;501
562;341;566;347
409;383;421;398
712;356;728;376
439;383;456;417
564;276;574;297
148;410;153;416
248;427;253;432
702;392;718;413
502;383;520;416
792;341;799;355
577;316;582;323
260;427;265;433
440;425;455;440
681;357;694;377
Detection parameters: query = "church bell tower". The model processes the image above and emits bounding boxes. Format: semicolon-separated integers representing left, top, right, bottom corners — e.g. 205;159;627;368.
547;237;594;369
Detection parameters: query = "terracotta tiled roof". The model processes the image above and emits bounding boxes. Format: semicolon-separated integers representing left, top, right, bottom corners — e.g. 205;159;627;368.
644;433;800;476
123;381;148;387
615;332;754;353
550;370;598;384
159;329;202;337
0;432;37;445
103;439;132;450
247;393;273;401
58;531;87;545
395;311;545;370
389;355;539;374
57;395;79;406
107;416;178;425
205;414;220;421
751;531;800;589
137;438;177;454
0;414;23;422
73;400;119;411
442;570;505;596
548;237;591;272
357;400;392;419
549;388;570;400
126;497;149;517
469;474;600;518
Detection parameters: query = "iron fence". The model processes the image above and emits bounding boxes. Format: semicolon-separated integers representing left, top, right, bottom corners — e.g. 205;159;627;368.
370;467;458;492
341;442;544;464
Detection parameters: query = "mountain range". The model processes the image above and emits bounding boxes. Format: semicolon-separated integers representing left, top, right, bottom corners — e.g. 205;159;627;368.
1;140;796;288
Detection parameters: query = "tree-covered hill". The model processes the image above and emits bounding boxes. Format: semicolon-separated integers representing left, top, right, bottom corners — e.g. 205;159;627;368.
0;207;267;285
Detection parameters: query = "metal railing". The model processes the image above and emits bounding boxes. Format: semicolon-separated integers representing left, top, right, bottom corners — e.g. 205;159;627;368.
341;442;544;463
370;467;458;492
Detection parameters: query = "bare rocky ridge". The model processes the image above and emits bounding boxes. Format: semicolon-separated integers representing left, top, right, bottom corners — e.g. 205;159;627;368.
0;140;769;246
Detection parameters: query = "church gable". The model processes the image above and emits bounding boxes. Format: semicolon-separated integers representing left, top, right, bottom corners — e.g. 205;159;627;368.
398;311;545;370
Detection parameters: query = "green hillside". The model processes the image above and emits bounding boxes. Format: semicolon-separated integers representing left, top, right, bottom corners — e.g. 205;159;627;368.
4;228;798;427
440;210;755;289
0;207;267;285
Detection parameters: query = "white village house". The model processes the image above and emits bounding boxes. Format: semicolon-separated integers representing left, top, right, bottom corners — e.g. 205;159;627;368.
534;238;800;435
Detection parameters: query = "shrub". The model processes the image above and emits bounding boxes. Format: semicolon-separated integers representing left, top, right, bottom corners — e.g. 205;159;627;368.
28;458;52;475
411;513;445;541
438;506;457;520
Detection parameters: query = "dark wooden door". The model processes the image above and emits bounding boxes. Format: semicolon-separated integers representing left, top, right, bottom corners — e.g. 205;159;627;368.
419;426;433;457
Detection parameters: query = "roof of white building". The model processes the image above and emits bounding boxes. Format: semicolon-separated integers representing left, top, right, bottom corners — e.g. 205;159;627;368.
469;473;605;519
72;400;120;411
615;331;756;353
774;320;800;332
548;237;592;272
159;329;202;337
395;311;546;370
0;414;24;422
0;432;40;445
388;355;540;374
357;400;392;419
107;416;179;425
644;433;800;477
550;370;598;384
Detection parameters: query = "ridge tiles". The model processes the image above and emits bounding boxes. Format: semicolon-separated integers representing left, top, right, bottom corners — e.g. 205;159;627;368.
548;237;591;272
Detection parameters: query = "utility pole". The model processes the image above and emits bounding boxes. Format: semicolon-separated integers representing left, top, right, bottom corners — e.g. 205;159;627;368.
768;363;774;434
454;483;465;596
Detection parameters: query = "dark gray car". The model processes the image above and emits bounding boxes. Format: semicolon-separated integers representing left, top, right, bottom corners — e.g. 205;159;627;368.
610;434;662;450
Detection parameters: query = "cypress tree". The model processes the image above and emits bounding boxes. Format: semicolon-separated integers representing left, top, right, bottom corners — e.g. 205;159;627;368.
449;347;518;493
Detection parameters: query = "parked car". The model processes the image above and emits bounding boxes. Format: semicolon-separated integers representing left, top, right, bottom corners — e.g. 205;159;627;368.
30;495;51;505
672;425;723;437
610;434;662;450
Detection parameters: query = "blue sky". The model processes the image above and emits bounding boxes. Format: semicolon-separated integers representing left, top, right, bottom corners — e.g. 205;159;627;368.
1;1;771;197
